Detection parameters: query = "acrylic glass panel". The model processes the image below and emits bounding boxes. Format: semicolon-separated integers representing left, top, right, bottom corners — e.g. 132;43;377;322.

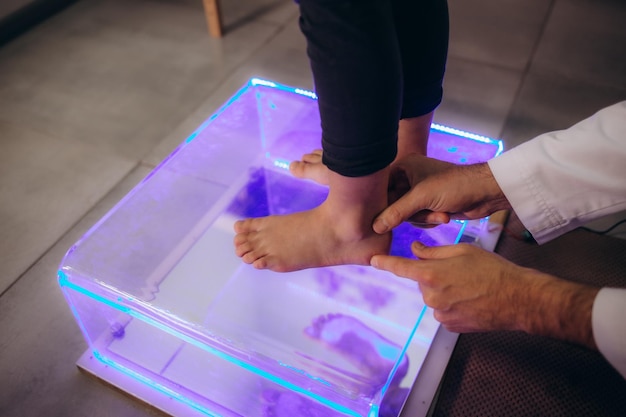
58;79;503;417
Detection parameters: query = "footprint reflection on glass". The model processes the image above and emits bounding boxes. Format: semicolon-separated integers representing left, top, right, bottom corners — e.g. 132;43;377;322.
304;313;409;388
262;313;410;417
261;389;329;417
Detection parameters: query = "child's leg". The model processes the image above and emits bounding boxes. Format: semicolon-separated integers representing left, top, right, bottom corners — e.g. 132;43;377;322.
396;111;433;159
234;0;401;272
289;112;434;185
392;0;448;153
291;0;448;183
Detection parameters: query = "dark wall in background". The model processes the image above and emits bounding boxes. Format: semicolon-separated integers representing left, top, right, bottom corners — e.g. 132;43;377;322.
0;0;78;46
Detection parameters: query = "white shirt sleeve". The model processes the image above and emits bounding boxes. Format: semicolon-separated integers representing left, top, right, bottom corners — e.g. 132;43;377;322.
488;101;626;245
592;288;626;378
488;101;626;379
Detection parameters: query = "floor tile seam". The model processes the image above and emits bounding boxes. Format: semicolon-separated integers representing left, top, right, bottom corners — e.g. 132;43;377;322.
40;2;245;48
140;0;206;12
219;3;298;35
3;17;295;167
0;117;108;162
256;7;300;27
525;64;626;93
498;0;556;139
446;53;526;76
135;96;208;165
123;18;293;166
231;8;295;57
0;115;147;170
76;15;217;47
0;161;142;301
138;159;158;170
137;20;293;166
0;116;70;143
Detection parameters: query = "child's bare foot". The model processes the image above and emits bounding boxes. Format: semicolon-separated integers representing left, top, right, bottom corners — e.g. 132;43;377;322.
234;169;391;272
234;202;390;272
288;149;329;185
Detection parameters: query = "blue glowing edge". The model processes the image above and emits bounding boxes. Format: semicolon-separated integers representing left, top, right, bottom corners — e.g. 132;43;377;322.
60;269;423;416
185;77;504;157
61;78;503;417
250;78;504;157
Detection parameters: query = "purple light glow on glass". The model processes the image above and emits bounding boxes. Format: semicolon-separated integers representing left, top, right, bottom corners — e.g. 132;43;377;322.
59;79;503;417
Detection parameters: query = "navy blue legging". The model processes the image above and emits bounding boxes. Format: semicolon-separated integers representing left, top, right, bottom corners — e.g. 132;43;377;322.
298;0;449;177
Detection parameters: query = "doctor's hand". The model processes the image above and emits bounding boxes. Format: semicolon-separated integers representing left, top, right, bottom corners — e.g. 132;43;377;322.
376;158;510;233
370;241;599;349
387;154;452;226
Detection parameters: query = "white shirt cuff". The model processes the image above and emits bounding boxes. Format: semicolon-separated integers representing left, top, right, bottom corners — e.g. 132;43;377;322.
592;287;626;379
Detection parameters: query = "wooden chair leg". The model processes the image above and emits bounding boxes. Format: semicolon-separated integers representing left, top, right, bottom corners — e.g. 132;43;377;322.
202;0;223;38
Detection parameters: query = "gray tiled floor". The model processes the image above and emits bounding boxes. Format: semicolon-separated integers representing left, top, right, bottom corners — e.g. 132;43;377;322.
0;1;625;416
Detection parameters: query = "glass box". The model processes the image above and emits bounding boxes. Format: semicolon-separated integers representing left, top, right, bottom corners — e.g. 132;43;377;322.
58;79;503;417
